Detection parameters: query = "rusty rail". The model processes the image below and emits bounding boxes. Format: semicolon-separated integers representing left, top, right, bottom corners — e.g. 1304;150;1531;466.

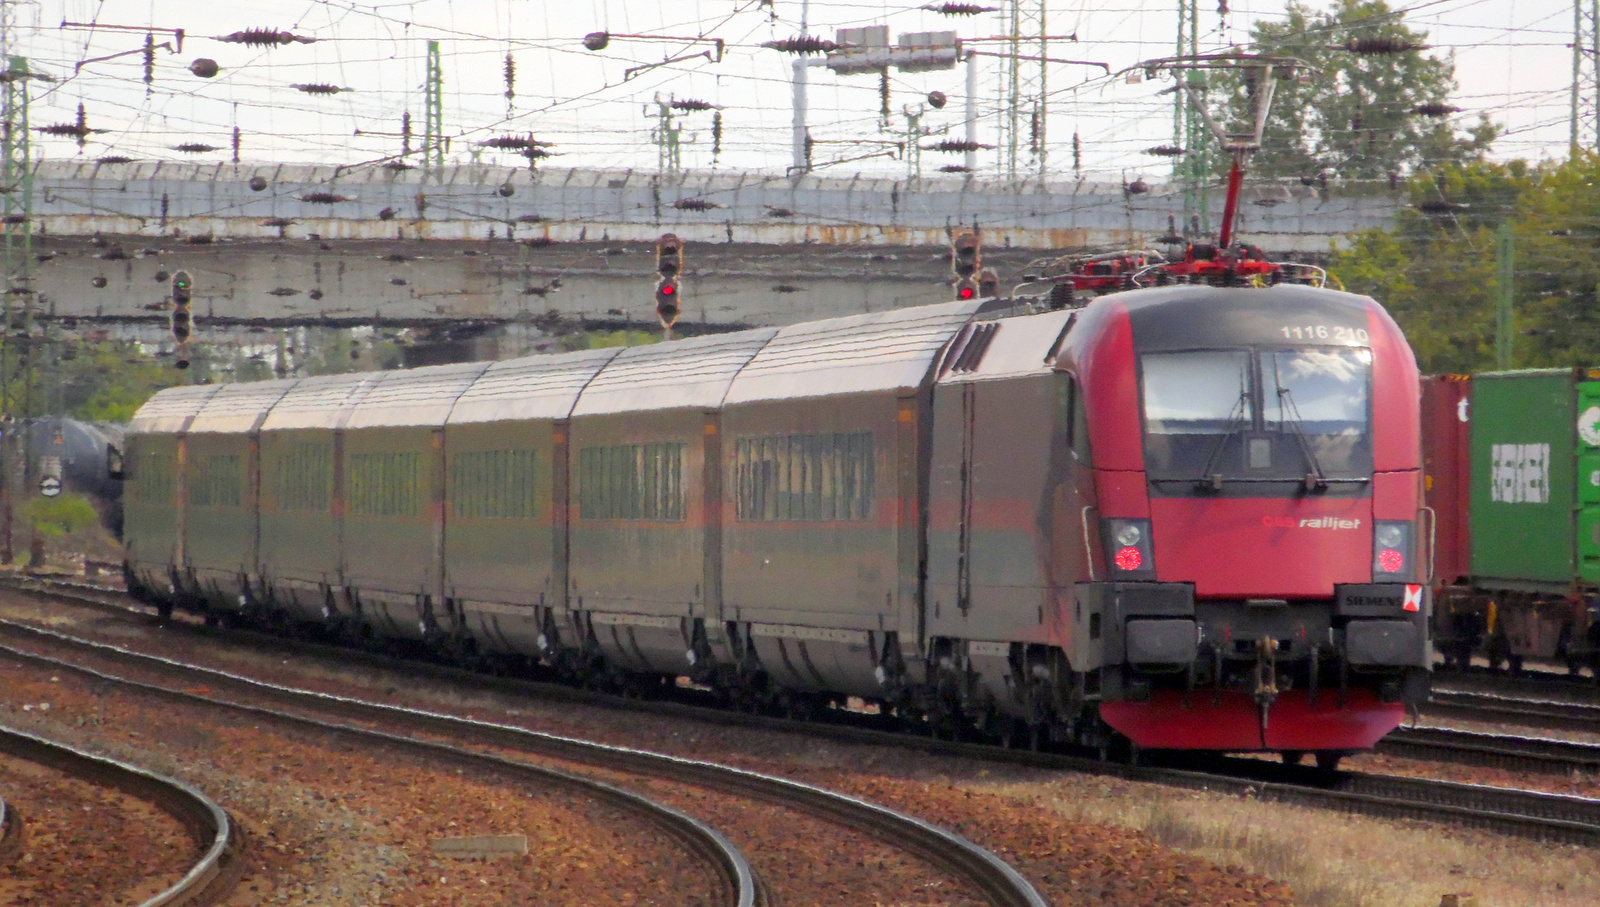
0;609;1041;907
0;634;757;907
0;794;21;868
0;724;239;906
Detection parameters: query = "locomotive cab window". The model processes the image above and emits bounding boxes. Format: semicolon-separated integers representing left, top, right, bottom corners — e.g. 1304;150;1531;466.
1140;347;1372;496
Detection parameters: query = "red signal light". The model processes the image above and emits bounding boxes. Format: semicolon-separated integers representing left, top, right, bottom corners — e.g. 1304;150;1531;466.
655;276;681;328
1114;546;1143;571
958;285;975;300
1378;549;1404;573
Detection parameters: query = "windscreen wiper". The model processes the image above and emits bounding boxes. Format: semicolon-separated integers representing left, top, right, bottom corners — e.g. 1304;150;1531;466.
1191;370;1251;492
1271;358;1328;493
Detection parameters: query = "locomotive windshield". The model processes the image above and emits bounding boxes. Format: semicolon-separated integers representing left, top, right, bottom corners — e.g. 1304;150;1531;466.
1140;347;1372;497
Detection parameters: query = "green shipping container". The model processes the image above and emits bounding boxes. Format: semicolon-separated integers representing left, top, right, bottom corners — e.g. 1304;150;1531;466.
1469;368;1600;591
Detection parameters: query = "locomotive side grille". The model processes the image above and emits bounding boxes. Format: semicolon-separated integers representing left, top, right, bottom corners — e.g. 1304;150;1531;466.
945;323;1000;375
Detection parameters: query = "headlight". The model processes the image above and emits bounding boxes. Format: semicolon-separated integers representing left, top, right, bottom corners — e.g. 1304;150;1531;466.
1102;517;1156;580
1373;520;1414;580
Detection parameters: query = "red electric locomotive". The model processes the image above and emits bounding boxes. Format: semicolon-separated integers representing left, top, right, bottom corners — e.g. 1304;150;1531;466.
1054;284;1428;759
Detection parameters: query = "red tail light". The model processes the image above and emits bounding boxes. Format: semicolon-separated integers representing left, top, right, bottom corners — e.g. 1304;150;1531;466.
1114;546;1143;571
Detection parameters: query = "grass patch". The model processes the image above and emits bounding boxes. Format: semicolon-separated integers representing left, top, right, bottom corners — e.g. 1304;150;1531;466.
977;775;1600;906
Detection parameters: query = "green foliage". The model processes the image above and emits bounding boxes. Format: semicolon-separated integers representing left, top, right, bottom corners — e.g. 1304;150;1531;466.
560;329;665;351
1216;0;1496;181
57;340;183;423
18;493;99;539
1332;154;1600;373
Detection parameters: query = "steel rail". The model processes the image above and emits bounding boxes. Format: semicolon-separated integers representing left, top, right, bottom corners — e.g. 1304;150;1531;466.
0;615;1050;907
1425;689;1600;734
1383;725;1600;775
16;579;1600;847
0;723;238;906
0;792;21;868
0;633;757;907
0;615;1032;907
3;582;1049;907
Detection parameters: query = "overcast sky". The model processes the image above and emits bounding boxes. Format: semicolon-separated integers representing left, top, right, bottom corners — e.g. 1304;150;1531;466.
5;1;1585;183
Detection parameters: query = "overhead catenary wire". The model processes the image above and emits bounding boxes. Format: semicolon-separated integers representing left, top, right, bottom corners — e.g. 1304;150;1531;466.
6;0;1581;190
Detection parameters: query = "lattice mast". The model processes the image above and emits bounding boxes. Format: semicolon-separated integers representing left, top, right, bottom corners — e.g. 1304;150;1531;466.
999;0;1047;183
1173;0;1211;235
1;0;34;414
424;40;444;181
1573;0;1600;153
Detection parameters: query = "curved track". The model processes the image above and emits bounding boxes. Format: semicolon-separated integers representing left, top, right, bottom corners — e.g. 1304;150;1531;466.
0;634;758;907
0;722;239;906
0;602;1045;907
12;578;1600;847
0;791;20;869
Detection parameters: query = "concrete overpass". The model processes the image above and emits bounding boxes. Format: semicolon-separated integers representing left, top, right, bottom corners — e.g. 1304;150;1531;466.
20;161;1404;330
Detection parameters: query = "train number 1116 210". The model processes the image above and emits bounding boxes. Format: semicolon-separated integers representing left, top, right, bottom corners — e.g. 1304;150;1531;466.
1280;324;1369;342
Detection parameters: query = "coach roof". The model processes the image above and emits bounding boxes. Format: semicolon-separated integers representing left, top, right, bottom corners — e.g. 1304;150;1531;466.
447;347;621;425
724;298;981;406
187;378;299;435
128;384;222;435
344;361;491;430
259;371;382;432
572;328;778;417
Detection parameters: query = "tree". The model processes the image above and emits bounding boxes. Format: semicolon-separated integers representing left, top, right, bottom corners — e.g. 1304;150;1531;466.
1213;0;1496;182
1331;155;1600;374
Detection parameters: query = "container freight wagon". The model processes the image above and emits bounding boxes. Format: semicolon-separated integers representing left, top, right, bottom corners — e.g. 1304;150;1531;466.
1427;369;1600;674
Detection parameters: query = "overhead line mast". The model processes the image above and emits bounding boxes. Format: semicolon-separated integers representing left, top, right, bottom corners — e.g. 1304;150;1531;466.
1173;0;1212;236
1574;0;1600;153
999;0;1047;184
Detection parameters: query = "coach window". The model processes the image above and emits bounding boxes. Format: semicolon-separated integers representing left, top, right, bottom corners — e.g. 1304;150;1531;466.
133;448;175;505
191;454;242;508
450;449;537;520
348;451;421;518
273;442;333;512
578;442;685;521
735;432;874;521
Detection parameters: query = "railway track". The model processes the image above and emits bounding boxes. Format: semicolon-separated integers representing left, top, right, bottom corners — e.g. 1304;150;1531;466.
0;631;760;907
0;721;240;906
0;789;19;869
11;577;1600;847
0;602;1047;907
1424;688;1600;734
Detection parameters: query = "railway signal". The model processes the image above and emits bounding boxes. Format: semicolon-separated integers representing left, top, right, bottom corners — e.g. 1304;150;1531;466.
655;233;683;328
171;270;192;369
951;231;979;301
978;268;999;298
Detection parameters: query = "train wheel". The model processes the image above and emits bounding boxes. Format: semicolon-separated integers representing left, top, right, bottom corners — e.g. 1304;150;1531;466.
1314;751;1342;771
996;717;1019;749
1028;723;1047;752
1487;633;1510;672
1280;750;1305;765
